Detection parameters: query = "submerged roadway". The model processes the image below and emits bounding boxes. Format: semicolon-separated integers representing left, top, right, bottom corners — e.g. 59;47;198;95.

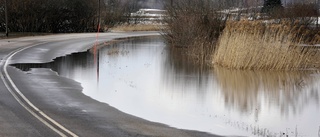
0;32;219;137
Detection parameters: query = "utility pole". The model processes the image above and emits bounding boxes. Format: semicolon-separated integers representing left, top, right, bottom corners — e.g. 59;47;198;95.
98;0;101;32
5;0;8;37
317;0;319;29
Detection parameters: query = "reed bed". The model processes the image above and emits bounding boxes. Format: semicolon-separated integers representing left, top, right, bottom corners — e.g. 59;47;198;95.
213;20;320;70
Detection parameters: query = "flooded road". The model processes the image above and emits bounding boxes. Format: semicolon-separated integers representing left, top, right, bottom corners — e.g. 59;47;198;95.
14;36;320;136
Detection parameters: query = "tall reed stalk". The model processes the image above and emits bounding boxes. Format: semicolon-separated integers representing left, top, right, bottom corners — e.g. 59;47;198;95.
213;21;320;70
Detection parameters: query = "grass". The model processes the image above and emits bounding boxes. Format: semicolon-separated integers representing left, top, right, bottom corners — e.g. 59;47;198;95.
213;20;320;70
110;24;162;32
0;32;52;39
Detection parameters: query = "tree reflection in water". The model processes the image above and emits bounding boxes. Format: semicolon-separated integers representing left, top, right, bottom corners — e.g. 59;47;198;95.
165;47;320;136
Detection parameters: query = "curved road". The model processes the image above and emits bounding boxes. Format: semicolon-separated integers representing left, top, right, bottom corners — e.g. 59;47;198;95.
0;32;219;137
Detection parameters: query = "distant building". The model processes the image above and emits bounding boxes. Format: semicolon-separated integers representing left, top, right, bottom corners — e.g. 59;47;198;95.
130;9;166;24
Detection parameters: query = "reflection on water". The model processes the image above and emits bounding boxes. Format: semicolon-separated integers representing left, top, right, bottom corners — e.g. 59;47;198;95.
13;36;320;137
215;68;320;116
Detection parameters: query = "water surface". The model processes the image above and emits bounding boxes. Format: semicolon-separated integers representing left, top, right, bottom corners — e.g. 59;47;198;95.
14;36;320;136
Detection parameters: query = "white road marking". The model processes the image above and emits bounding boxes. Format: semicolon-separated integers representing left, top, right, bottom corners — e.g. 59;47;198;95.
0;45;78;137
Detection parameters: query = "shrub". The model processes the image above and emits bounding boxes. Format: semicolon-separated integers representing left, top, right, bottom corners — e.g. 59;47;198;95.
162;0;226;62
261;0;284;13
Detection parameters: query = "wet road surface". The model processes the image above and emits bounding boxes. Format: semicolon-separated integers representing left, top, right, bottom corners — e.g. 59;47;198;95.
0;32;219;137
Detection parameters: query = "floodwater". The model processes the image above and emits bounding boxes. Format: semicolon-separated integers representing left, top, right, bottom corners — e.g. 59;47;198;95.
14;36;320;136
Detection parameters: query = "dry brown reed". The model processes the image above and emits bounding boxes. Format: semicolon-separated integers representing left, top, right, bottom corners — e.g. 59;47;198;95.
213;20;320;70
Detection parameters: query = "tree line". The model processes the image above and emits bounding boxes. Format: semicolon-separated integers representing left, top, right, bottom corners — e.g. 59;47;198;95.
0;0;156;33
0;0;103;33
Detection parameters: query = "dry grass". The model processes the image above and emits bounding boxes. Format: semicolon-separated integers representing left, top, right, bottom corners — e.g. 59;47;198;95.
0;32;52;39
110;24;162;32
213;20;320;70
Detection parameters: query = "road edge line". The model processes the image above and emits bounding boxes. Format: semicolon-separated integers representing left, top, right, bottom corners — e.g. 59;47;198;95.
1;45;78;137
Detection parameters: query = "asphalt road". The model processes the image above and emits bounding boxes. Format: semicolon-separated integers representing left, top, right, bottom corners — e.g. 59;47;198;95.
0;32;220;137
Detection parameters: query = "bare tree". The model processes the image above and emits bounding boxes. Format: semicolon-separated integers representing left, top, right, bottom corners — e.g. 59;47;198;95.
163;0;227;49
0;0;101;33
